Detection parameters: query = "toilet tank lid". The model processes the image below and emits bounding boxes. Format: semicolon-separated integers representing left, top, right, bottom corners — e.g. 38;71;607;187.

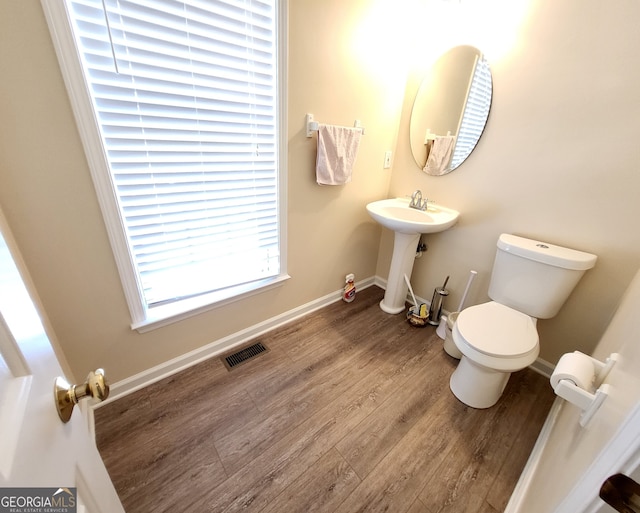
497;234;597;271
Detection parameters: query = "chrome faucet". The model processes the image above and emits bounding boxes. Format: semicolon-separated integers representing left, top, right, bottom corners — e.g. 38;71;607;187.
409;189;428;210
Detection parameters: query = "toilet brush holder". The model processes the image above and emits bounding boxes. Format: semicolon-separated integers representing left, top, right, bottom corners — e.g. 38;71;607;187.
428;286;449;325
435;315;448;339
443;311;463;359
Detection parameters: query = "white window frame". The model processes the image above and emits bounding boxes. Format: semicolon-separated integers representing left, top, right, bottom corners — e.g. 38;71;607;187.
41;0;288;332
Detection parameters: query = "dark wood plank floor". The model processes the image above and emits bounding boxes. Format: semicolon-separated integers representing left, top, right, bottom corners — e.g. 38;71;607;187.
95;286;555;513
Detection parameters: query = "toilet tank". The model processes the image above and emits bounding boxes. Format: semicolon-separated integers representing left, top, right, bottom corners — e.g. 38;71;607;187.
488;234;597;319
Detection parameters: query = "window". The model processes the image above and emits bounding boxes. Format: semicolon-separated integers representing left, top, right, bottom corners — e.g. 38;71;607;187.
43;0;287;330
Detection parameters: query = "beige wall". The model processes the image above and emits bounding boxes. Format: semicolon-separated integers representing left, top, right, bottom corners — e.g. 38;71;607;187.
0;0;638;383
387;0;640;365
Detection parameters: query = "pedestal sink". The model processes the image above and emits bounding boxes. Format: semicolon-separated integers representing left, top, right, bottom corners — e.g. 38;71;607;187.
366;197;460;314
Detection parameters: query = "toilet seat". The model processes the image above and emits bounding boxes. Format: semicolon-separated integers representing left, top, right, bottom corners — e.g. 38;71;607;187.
450;301;541;407
455;302;539;358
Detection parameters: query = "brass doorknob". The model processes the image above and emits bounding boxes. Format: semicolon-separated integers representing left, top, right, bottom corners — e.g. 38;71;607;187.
54;368;110;423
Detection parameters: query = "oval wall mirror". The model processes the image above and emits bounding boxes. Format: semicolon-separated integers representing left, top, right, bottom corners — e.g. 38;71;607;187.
409;45;492;175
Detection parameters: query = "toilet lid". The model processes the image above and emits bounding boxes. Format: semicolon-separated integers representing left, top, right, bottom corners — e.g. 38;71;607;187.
456;302;539;358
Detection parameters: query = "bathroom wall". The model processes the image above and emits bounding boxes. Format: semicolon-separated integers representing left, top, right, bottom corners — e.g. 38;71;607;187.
0;0;405;382
386;0;640;365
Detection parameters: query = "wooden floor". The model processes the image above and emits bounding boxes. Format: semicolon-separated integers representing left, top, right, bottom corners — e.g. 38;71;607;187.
95;286;555;513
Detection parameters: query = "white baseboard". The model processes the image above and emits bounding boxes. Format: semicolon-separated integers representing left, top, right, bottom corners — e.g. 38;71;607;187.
94;276;378;408
504;397;564;512
504;357;557;512
529;357;554;378
373;275;387;290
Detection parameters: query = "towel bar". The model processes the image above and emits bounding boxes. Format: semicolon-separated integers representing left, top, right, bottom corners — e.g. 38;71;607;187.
306;113;365;138
424;129;452;143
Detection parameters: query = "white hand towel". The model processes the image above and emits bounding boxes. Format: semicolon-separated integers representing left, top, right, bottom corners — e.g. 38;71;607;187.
316;124;362;185
423;135;456;176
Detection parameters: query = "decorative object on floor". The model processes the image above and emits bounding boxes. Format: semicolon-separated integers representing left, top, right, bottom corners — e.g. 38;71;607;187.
428;275;450;325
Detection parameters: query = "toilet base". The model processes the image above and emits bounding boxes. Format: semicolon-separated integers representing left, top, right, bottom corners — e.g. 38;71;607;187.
449;356;511;409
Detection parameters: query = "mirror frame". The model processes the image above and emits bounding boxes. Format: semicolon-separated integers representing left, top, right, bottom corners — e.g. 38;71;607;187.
409;46;492;175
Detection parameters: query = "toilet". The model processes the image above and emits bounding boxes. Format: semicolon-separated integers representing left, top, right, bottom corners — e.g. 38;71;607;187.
449;233;597;409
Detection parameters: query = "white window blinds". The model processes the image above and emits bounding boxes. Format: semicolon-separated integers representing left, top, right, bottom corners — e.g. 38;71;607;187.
451;55;492;170
65;0;280;308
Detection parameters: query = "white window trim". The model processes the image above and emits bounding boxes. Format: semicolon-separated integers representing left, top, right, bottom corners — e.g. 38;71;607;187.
40;0;289;332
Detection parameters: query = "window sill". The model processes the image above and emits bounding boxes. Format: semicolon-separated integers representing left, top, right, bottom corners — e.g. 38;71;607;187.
131;274;291;333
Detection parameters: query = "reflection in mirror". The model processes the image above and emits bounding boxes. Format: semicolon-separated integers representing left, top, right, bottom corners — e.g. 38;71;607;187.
410;46;492;175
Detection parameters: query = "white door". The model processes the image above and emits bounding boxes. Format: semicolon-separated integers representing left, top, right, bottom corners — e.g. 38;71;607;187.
506;269;640;513
0;218;124;513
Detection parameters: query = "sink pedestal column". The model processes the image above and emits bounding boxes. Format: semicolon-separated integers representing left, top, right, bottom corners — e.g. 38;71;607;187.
380;232;421;314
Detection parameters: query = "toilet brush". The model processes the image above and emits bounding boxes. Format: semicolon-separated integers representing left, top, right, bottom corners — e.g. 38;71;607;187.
404;274;419;308
457;270;478;312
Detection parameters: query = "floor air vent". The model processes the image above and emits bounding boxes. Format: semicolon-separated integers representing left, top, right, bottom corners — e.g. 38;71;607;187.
222;342;269;370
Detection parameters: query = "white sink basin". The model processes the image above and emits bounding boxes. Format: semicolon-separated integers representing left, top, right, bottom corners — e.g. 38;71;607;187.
367;196;460;314
366;197;460;235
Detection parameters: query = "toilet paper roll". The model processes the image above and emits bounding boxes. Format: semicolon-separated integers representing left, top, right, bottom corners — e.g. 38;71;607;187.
550;351;596;391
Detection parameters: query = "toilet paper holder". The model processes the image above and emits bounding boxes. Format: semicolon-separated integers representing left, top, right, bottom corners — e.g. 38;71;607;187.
552;351;619;427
